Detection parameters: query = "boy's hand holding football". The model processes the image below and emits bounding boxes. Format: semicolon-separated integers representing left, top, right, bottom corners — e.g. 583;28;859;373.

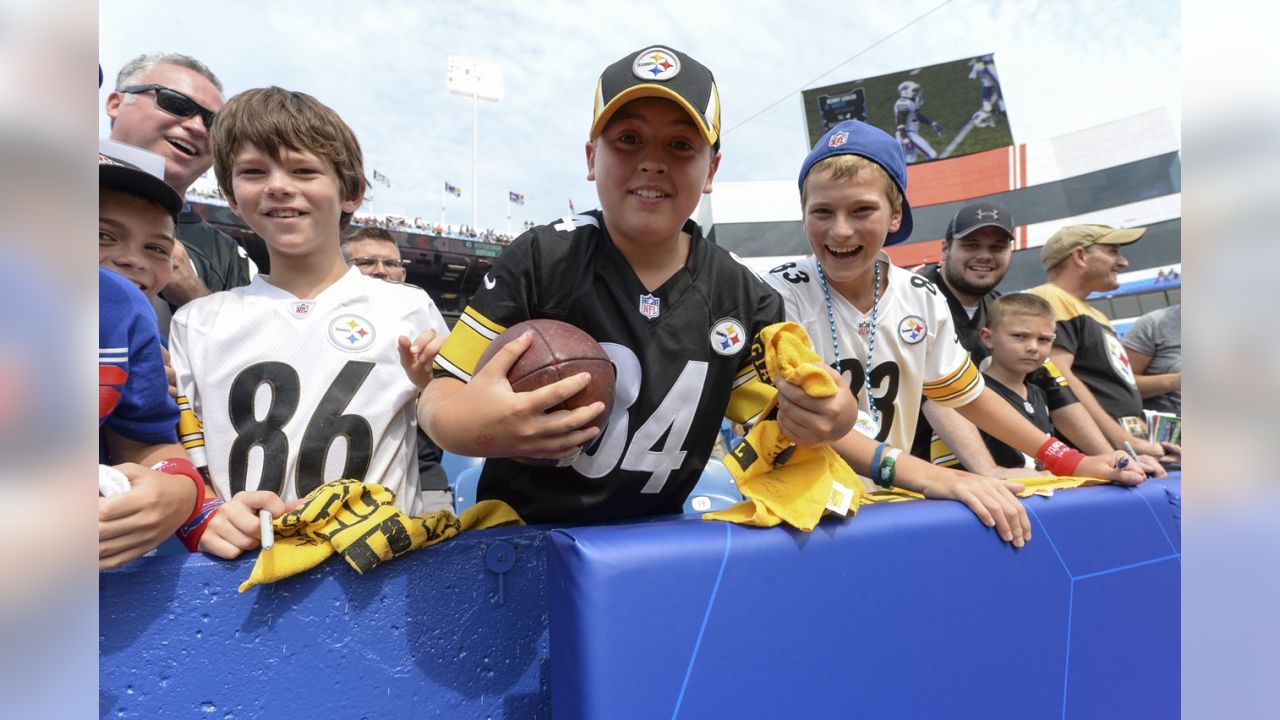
423;332;606;460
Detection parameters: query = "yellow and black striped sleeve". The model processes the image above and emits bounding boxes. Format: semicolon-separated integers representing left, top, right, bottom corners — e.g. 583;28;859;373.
725;363;777;425
922;356;984;408
432;306;508;382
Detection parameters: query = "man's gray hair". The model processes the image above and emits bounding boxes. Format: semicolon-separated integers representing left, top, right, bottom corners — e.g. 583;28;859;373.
115;52;223;93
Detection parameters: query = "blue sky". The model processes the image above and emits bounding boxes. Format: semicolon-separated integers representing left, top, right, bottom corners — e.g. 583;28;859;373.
99;0;1179;233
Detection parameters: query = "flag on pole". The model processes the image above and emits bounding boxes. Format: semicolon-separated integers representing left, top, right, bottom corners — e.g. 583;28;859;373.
445;181;462;197
508;191;525;205
371;169;391;188
568;198;576;213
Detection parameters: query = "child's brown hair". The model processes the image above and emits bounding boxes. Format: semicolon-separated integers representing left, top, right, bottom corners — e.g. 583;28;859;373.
212;86;365;229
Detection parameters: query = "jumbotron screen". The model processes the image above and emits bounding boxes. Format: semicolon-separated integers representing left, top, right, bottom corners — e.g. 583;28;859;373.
802;54;1013;165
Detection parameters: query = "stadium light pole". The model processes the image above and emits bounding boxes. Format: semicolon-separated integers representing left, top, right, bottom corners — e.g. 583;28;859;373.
448;55;504;231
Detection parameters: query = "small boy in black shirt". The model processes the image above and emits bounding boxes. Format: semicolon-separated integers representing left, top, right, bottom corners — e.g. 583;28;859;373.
978;294;1058;472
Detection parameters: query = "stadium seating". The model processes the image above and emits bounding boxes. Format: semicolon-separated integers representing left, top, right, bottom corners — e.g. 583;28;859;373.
452;465;482;515
441;451;483;486
682;459;743;513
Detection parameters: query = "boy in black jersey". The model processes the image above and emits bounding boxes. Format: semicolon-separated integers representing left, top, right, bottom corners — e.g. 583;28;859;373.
977;294;1058;470
419;46;855;523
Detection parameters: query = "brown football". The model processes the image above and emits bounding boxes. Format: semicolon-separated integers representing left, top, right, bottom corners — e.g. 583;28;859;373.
474;319;616;436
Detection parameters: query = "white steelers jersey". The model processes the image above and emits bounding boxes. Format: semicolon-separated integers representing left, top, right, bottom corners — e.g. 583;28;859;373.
764;253;983;458
169;268;449;513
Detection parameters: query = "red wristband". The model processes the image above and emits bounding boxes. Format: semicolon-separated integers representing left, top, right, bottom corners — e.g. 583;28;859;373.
176;499;223;552
1036;437;1085;476
151;457;206;525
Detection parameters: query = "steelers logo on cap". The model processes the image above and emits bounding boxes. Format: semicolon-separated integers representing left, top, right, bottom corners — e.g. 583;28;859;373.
328;314;376;352
632;48;681;81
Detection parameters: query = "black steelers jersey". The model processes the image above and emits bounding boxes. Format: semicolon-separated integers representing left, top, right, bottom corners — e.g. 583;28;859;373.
981;374;1053;470
1029;282;1143;420
910;264;1080;465
433;210;783;523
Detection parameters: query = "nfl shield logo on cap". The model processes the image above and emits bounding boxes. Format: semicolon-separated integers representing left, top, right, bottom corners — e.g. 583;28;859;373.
828;131;849;148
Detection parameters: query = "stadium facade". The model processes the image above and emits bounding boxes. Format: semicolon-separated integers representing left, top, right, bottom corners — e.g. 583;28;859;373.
700;108;1181;318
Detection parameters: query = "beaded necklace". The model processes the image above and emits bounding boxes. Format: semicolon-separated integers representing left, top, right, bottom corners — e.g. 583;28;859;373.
816;258;882;428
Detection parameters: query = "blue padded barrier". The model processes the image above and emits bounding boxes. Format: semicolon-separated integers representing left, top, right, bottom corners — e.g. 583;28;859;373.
100;524;553;719
548;479;1181;720
101;479;1180;719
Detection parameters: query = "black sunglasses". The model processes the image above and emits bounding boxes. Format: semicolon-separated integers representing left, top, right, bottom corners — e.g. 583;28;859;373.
119;84;216;130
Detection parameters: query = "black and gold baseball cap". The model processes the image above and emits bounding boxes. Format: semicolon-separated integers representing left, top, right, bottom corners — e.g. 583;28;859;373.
590;46;720;150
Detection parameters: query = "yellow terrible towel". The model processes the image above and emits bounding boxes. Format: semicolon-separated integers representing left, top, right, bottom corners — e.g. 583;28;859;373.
239;479;522;593
704;322;861;532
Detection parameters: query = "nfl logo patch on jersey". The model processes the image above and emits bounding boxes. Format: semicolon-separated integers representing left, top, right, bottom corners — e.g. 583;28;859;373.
829;130;849;148
898;315;926;344
710;318;746;356
328;314;376;352
639;293;661;319
290;301;316;318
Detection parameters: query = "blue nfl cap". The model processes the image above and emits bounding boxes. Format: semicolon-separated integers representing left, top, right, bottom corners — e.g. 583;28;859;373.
798;120;913;245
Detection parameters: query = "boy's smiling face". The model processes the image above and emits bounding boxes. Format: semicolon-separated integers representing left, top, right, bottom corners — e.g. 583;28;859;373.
586;97;720;248
226;143;361;259
801;167;902;294
98;189;176;298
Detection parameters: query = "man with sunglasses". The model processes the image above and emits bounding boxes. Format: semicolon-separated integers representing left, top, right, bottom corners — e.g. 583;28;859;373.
106;53;253;318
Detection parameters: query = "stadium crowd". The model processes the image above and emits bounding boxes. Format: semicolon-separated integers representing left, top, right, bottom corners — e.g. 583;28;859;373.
99;48;1179;570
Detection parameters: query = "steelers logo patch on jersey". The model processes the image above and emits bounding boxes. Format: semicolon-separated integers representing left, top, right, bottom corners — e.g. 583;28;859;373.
1104;332;1137;386
633;48;681;81
898;315;927;344
710;318;747;356
328;314;376;352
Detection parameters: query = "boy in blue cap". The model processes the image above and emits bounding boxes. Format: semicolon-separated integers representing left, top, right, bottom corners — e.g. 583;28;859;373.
765;120;1144;547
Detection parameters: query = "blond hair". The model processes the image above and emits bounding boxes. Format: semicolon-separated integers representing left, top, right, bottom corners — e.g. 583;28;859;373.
987;293;1055;330
800;154;903;212
212;87;366;229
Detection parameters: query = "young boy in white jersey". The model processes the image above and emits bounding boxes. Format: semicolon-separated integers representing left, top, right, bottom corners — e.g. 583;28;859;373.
766;120;1144;548
170;87;450;558
419;46;855;524
977;294;1060;470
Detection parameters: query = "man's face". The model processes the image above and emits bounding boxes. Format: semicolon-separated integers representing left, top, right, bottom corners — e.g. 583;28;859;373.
941;226;1013;299
345;238;406;282
1080;243;1129;291
585;97;720;249
106;63;224;193
99;189;176;298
